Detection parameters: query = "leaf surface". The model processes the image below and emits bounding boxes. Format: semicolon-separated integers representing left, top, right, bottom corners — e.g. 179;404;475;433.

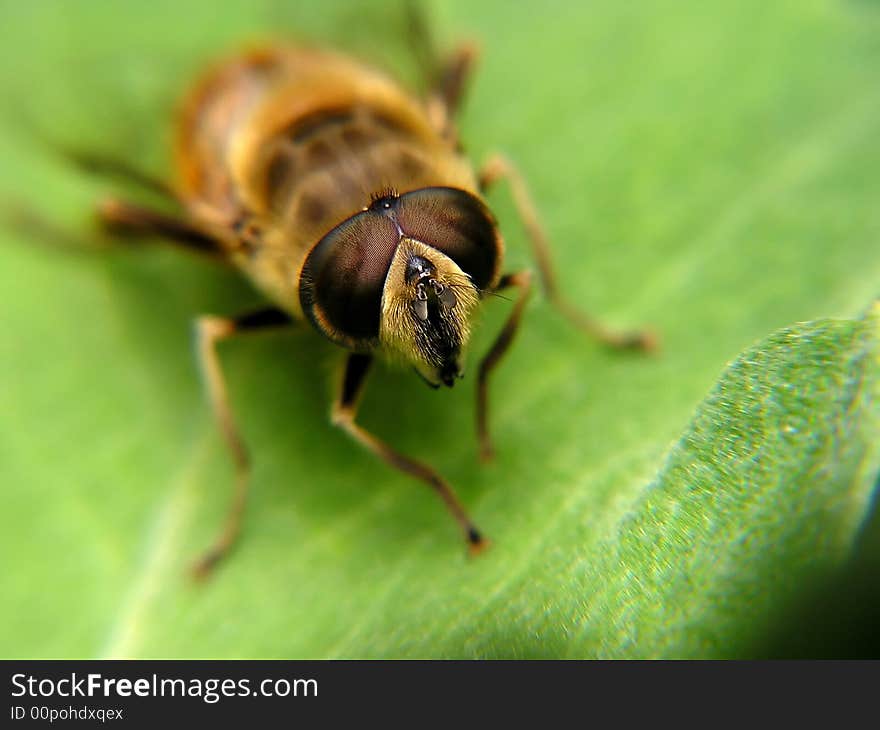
1;0;879;658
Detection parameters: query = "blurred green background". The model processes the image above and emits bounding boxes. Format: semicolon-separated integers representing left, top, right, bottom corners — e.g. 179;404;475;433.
1;0;879;658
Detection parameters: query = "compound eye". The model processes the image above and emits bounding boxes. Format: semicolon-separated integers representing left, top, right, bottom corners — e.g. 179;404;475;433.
300;211;400;344
395;187;499;289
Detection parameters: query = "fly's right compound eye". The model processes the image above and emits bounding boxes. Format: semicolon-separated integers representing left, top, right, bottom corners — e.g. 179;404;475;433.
299;211;400;348
394;187;500;291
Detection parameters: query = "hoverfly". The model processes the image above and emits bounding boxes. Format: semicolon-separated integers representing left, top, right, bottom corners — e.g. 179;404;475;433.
87;19;654;578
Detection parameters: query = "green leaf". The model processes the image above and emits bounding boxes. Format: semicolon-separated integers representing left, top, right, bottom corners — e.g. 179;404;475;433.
2;0;880;658
576;307;880;658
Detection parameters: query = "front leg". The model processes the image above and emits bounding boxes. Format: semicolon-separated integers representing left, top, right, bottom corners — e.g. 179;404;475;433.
332;353;488;554
192;306;294;579
476;270;533;462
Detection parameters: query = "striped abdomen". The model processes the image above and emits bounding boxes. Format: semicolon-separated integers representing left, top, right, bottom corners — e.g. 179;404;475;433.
174;47;477;317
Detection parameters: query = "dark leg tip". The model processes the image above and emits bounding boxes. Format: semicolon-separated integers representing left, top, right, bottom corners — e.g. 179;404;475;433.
479;443;496;463
467;527;491;556
189;550;222;583
614;329;660;353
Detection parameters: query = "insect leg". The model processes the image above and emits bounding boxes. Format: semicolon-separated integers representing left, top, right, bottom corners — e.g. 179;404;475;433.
61;148;175;200
192;307;294;579
2;204;95;252
479;154;658;351
332;353;489;555
3;193;217;259
98;198;225;259
405;1;478;122
430;43;478;118
476;270;532;462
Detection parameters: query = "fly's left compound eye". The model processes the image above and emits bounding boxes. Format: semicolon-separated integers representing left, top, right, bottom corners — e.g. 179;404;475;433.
299;211;400;346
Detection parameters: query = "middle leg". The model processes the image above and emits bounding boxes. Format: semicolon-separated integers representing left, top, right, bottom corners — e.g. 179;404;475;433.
479;154;657;351
98;198;225;259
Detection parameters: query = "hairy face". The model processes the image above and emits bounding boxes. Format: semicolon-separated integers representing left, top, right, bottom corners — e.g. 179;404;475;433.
380;238;480;386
